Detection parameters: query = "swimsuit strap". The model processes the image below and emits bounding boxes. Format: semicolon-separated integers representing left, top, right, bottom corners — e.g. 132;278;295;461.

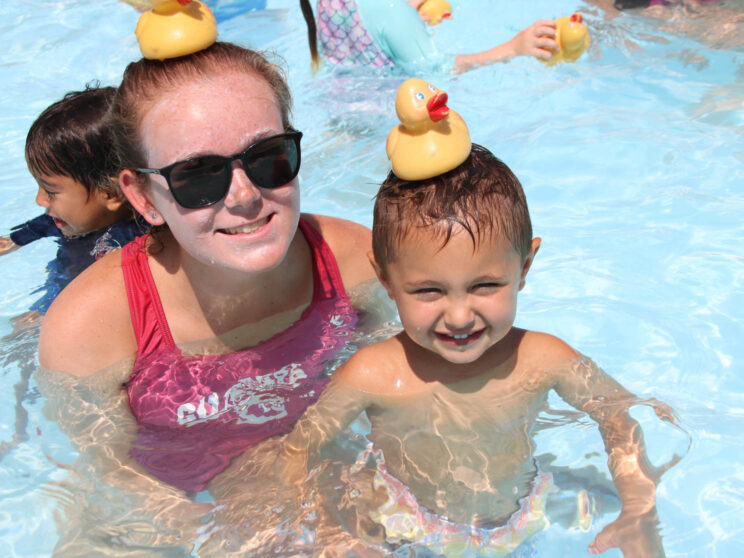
121;234;177;359
122;219;347;360
298;217;347;303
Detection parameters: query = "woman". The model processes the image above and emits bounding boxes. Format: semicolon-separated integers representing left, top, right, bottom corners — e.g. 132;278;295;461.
37;42;376;552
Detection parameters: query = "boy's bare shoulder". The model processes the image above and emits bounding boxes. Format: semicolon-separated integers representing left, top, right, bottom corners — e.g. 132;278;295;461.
515;329;581;371
301;213;374;288
337;335;410;395
39;249;136;377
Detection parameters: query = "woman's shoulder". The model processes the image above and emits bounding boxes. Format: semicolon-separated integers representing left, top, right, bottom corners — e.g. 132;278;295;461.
301;213;375;287
38;248;137;377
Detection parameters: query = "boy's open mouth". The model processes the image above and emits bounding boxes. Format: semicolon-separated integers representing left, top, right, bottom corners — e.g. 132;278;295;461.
51;217;67;229
435;329;485;346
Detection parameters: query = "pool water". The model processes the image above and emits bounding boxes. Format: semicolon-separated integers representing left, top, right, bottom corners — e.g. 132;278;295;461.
0;0;742;556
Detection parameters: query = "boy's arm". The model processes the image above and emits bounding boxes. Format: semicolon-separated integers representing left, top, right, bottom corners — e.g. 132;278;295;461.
278;356;376;484
2;214;61;255
9;214;61;245
549;343;671;557
0;236;20;255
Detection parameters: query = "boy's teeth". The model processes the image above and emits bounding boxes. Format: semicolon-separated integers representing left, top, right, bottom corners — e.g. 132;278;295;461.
451;333;470;339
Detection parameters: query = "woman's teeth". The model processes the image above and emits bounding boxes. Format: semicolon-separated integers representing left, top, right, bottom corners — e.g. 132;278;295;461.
222;218;268;235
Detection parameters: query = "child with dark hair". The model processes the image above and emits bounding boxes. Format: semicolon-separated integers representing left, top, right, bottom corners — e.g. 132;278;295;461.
0;85;145;313
278;144;672;556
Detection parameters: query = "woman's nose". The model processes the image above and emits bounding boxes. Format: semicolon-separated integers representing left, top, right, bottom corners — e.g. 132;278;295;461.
223;162;262;208
35;187;49;208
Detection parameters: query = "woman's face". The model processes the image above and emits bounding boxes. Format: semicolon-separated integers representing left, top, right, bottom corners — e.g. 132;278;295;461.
138;71;300;275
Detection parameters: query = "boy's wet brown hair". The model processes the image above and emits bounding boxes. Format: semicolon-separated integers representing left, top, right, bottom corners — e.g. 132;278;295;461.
373;144;533;274
25;84;120;198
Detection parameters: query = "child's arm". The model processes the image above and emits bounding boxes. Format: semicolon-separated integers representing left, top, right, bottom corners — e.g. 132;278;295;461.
277;360;376;484
453;19;558;73
550;344;672;557
0;236;20;256
2;214;61;255
9;214;61;244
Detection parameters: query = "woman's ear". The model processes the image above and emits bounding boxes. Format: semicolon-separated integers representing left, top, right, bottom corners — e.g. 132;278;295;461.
119;169;164;226
368;251;395;300
519;237;541;290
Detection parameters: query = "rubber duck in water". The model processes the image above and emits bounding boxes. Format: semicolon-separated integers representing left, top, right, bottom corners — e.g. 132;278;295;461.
418;0;452;26
135;0;218;60
386;78;471;181
542;13;590;66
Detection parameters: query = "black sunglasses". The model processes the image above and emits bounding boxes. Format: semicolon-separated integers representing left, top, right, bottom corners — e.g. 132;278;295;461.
136;131;302;209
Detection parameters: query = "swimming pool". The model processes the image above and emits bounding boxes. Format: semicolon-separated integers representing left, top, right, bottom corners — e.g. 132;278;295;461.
0;0;742;555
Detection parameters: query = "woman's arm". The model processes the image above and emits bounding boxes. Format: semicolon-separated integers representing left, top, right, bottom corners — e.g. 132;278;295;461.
36;252;211;553
36;363;212;554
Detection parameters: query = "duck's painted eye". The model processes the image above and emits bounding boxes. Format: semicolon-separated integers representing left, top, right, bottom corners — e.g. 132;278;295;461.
415;92;425;101
427;84;437;93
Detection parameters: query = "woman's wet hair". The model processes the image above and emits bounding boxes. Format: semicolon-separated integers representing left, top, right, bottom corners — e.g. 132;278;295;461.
25;84;120;198
373;144;533;274
109;42;294;178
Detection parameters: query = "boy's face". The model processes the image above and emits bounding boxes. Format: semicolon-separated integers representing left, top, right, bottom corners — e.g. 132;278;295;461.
34;174;122;237
376;226;539;365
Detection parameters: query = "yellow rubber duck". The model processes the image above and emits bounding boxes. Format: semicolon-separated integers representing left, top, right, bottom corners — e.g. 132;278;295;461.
135;0;218;60
418;0;452;26
386;78;471;181
542;13;590;66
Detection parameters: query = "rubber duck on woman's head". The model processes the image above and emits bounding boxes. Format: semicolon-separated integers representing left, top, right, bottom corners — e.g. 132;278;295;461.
135;0;218;60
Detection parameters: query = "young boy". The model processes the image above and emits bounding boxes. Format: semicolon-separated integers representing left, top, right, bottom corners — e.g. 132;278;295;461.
280;145;667;557
0;85;145;313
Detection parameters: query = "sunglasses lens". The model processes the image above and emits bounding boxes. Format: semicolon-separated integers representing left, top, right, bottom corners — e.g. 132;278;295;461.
169;156;231;209
246;136;300;189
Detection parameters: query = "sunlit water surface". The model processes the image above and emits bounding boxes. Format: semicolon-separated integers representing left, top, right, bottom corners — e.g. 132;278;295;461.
0;0;742;556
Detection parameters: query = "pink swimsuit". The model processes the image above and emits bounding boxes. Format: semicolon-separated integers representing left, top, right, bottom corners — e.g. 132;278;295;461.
122;219;357;492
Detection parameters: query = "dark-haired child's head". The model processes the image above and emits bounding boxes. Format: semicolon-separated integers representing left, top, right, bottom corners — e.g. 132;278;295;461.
25;85;131;236
373;144;533;275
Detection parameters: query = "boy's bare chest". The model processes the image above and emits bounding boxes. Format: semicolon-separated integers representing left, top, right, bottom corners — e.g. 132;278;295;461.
368;371;551;437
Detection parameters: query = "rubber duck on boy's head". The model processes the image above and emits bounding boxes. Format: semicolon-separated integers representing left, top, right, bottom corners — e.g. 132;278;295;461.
386;78;471;181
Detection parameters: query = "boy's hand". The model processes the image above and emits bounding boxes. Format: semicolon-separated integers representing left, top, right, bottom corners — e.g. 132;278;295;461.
508;19;558;60
589;508;665;557
0;236;20;256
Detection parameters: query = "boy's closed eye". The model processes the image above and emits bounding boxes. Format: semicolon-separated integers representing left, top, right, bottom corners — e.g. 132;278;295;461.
471;282;505;294
410;287;442;301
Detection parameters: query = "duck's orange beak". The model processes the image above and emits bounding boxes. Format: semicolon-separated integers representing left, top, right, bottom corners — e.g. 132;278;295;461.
427;92;449;122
